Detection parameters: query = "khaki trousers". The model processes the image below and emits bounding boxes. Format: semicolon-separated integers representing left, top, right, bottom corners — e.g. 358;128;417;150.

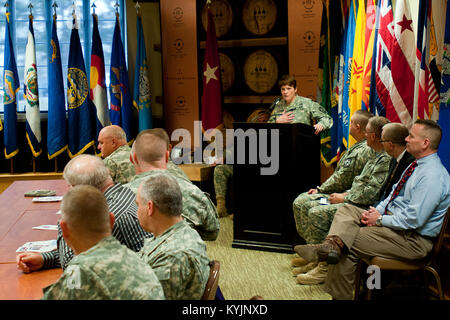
324;204;433;300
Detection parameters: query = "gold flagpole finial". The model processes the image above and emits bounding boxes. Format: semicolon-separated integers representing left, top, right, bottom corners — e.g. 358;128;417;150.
52;1;58;19
91;1;96;15
114;1;120;18
28;2;33;18
206;0;212;7
135;1;141;16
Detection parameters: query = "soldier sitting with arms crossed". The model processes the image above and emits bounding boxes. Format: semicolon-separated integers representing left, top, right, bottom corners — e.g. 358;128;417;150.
41;185;165;300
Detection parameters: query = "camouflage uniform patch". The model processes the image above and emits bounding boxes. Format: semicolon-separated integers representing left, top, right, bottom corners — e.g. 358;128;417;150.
42;237;165;300
138;220;210;300
167;160;191;183
103;144;135;184
213;164;233;198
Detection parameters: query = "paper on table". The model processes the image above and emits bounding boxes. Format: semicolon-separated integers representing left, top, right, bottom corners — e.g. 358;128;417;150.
32;196;63;202
16;240;57;253
32;225;58;231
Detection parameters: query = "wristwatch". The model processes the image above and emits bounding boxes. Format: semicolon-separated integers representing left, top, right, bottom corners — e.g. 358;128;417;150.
376;216;383;227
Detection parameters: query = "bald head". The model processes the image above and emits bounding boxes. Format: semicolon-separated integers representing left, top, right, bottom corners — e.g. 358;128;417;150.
97;125;127;158
61;185;111;236
134;129;168;164
63;154;112;190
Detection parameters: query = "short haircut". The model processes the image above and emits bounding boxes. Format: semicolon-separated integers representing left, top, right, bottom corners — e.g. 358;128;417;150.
61;185;110;235
382;122;409;146
103;125;127;141
138;174;183;217
368;116;390;138
63;154;110;189
278;74;296;89
352;110;374;131
151;128;170;150
135;129;167;163
415;119;442;150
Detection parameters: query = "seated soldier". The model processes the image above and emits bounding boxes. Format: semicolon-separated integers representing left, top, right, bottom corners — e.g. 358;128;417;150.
292;116;391;285
16;155;152;272
124;129;220;241
136;174;210;300
291;110;373;268
295;120;450;300
41;185;165;300
97;125;135;184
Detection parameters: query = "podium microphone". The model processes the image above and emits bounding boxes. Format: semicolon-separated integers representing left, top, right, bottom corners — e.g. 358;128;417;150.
269;97;281;111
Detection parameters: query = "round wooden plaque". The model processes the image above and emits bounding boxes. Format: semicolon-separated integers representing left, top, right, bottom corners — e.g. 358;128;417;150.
219;53;235;93
201;0;233;38
243;50;278;94
242;0;277;36
246;107;271;123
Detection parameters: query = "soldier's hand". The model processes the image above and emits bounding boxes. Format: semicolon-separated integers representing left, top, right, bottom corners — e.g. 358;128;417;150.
16;252;44;273
329;193;345;204
308;188;318;194
314;123;324;135
276;111;294;123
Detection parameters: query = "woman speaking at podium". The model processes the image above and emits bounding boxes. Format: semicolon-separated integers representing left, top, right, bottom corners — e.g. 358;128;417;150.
268;74;333;135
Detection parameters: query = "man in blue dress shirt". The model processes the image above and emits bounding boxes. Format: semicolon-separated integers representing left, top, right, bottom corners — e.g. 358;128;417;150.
294;119;450;300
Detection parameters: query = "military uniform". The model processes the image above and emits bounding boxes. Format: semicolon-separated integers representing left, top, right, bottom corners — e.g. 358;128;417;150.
268;95;333;129
167;159;191;183
293;150;390;244
138;220;210;300
103;144;135;184
214;164;233;198
42;237;165;300
125;169;220;241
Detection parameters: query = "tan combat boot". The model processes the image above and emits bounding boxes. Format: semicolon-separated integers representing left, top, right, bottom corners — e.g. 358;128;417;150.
291;257;309;267
295;262;328;285
292;261;318;276
216;196;228;217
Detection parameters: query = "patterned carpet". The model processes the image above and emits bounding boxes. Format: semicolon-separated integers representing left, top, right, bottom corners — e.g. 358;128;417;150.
205;216;331;300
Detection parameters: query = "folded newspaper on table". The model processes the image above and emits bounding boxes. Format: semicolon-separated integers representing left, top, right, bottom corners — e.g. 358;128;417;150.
16;240;57;253
32;196;63;202
32;225;58;231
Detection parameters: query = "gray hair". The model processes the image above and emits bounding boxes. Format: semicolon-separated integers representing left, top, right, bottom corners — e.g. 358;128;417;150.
63;154;111;190
138;174;183;217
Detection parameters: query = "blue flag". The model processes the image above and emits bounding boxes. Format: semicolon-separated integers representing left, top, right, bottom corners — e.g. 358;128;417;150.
3;11;19;159
438;0;450;173
133;13;152;132
67;16;96;158
47;15;67;159
110;15;135;143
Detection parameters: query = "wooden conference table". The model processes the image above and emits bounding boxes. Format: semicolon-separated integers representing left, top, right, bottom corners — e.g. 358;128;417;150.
0;179;68;300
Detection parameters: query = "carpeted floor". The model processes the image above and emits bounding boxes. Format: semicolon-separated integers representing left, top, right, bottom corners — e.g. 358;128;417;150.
205;215;332;300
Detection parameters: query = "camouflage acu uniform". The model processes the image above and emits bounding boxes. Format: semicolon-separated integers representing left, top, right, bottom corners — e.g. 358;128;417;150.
125;169;220;241
167;159;191;183
103;144;135;184
42;236;165;300
293;150;390;244
214;164;233;198
138;220;210;300
268;95;333;129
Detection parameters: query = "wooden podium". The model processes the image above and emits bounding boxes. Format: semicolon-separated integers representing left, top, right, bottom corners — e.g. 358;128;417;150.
232;122;321;253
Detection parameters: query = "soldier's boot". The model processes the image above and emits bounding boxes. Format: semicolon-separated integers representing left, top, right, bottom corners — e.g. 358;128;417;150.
216;196;228;217
295;262;328;285
292;261;318;276
294;236;345;264
291;257;309;268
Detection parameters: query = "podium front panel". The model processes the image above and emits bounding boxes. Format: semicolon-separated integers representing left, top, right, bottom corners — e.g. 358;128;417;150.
232;122;320;253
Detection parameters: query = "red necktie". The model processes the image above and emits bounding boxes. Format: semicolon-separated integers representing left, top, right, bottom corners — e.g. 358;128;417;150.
384;160;417;215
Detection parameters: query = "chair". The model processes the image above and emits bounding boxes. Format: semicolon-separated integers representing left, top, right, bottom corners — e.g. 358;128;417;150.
354;207;450;300
202;260;220;300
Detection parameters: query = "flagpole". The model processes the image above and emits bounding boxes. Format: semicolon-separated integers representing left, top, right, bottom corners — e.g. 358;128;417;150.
10;159;13;174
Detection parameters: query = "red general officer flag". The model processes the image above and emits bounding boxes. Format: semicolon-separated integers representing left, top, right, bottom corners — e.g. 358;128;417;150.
201;7;223;132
